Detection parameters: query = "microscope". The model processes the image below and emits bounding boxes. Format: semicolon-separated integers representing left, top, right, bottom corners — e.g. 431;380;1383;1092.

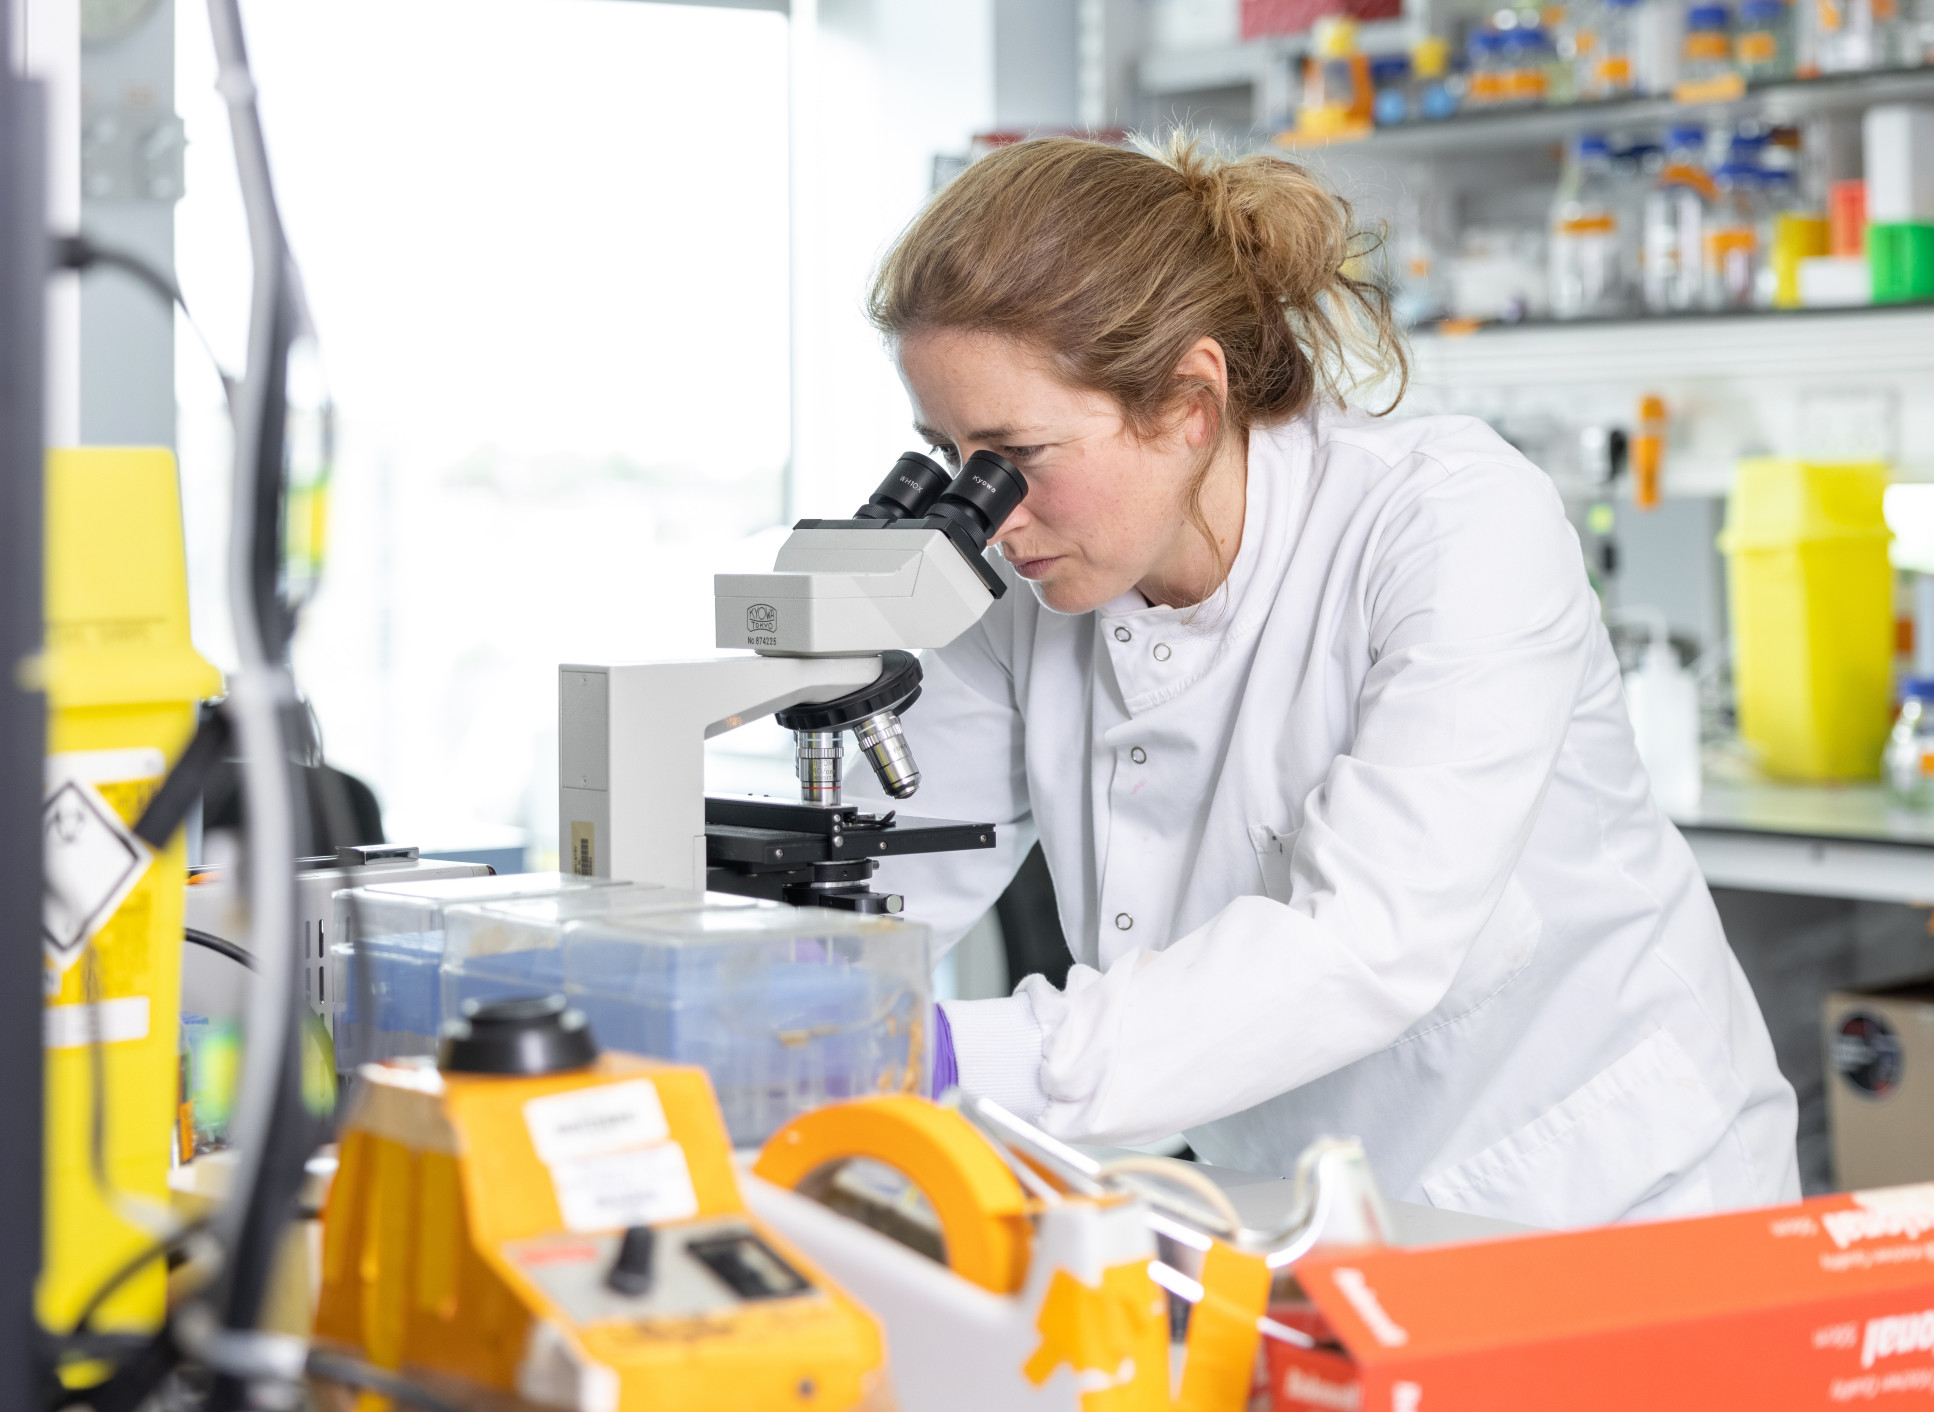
560;449;1027;913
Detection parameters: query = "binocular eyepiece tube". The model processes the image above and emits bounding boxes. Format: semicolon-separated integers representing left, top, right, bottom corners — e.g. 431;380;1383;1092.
852;448;1029;552
855;451;953;523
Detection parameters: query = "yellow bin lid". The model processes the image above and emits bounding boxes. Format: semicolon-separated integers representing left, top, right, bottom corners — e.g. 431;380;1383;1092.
43;447;225;709
1718;457;1893;553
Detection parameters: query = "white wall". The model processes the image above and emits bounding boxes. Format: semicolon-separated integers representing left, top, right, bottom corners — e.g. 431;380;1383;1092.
791;0;994;519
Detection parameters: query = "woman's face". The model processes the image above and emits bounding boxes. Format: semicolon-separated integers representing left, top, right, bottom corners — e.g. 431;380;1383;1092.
896;327;1230;615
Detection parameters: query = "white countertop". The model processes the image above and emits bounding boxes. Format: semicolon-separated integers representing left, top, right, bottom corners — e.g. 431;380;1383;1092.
1666;773;1934;904
1672;777;1934;847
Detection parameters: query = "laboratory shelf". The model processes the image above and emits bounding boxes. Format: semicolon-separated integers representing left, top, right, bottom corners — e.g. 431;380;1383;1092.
1404;301;1934;388
1410;296;1934;339
1292;64;1934;157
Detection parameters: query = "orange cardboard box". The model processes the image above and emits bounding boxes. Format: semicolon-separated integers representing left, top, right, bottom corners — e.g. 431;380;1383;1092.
1267;1183;1934;1412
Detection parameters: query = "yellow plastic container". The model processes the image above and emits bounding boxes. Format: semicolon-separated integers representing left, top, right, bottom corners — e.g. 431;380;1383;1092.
1719;458;1893;780
40;448;222;1337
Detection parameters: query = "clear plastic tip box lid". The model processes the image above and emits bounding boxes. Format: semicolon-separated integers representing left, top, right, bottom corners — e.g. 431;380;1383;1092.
441;898;933;1147
330;871;646;1071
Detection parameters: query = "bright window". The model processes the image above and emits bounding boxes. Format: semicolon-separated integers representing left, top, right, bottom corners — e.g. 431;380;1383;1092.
176;0;792;862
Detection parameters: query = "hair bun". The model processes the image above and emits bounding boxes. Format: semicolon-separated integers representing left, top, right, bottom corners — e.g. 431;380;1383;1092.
869;130;1406;443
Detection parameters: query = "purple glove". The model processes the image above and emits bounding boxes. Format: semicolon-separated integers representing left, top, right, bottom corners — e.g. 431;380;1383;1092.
932;1003;959;1094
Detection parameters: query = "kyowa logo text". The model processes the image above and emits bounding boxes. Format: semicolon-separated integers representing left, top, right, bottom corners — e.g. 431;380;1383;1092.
1863;1308;1934;1368
746;603;777;635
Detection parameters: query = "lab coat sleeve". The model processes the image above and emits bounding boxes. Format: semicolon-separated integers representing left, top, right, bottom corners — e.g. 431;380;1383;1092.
1018;456;1598;1146
842;601;1038;959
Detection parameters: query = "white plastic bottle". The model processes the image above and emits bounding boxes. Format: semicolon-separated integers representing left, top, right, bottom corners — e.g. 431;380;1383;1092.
1550;133;1627;318
1619;609;1702;814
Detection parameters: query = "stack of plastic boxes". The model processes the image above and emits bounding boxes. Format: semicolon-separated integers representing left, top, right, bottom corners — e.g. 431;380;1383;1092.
329;872;647;1075
440;895;932;1145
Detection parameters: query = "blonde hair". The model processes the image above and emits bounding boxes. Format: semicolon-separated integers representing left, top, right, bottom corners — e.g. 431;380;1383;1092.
868;132;1406;455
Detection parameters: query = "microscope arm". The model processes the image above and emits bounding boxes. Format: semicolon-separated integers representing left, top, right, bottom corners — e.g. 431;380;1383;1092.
560;654;882;890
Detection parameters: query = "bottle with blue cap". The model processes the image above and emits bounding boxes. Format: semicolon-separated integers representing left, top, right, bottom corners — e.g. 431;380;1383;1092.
1467;28;1509;105
1735;0;1795;78
1704;133;1767;308
1371;53;1413;124
1643;125;1713;311
1550;132;1629;318
1576;0;1645;97
1681;2;1738;86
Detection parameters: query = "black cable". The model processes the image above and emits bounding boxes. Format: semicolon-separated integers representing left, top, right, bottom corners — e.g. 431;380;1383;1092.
66;1327;176;1412
50;233;181;307
184;927;254;972
50;231;236;401
132;708;231;850
305;1350;471;1412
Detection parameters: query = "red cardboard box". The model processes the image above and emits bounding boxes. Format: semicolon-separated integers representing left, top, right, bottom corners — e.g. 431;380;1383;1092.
1240;0;1400;40
1267;1184;1934;1411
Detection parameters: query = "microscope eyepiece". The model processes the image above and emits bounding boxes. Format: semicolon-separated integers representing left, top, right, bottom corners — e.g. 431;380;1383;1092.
855;451;952;522
929;450;1027;550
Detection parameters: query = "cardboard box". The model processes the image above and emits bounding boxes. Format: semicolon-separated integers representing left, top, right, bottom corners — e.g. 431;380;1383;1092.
1264;1184;1934;1411
1826;985;1934;1190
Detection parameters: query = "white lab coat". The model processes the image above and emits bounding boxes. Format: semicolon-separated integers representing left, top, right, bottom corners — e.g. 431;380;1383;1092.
856;406;1800;1229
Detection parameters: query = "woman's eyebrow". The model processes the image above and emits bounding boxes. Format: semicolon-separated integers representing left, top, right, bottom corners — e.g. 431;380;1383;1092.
913;422;1044;443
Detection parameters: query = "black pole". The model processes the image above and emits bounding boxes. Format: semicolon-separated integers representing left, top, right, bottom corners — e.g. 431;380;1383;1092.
0;31;49;1408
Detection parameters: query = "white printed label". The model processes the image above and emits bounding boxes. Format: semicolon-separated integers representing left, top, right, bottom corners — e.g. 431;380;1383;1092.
44;996;151;1049
549;1143;698;1234
524;1080;671;1165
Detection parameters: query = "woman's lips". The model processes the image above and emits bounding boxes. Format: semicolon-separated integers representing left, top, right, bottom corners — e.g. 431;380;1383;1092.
1008;555;1060;580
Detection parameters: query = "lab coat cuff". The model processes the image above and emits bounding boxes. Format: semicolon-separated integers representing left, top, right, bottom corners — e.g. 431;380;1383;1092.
940;994;1048;1123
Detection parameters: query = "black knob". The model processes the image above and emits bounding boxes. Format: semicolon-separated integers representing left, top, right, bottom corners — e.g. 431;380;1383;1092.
606;1225;656;1297
928;450;1027;550
437;995;599;1075
854;451;952;522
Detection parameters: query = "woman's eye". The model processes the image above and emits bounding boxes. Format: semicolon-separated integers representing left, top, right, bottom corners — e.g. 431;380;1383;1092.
929;443;960;468
1002;446;1044;464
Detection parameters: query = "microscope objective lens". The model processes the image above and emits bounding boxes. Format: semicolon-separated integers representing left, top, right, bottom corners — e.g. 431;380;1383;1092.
795;728;844;804
854;709;921;800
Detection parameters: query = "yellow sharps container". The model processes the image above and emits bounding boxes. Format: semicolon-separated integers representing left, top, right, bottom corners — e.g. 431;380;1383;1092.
1719;457;1894;780
40;448;223;1337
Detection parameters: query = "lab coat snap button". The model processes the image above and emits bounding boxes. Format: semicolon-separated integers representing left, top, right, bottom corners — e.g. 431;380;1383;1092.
1113;626;1132;643
1114;913;1133;930
1152;643;1172;661
1130;747;1147;764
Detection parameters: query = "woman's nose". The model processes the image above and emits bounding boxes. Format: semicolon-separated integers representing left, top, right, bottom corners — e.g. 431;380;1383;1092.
992;501;1030;542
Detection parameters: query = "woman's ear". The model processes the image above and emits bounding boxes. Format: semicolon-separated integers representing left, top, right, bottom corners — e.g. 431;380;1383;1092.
1174;337;1230;450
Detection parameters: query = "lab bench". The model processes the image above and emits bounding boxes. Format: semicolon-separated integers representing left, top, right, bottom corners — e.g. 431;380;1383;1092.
1671;775;1934;1194
1672;777;1934;906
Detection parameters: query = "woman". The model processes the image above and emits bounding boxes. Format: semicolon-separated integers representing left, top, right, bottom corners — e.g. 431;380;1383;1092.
857;135;1797;1228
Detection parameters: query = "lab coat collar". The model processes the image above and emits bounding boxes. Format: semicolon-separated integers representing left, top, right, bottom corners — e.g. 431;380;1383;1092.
1091;421;1300;714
